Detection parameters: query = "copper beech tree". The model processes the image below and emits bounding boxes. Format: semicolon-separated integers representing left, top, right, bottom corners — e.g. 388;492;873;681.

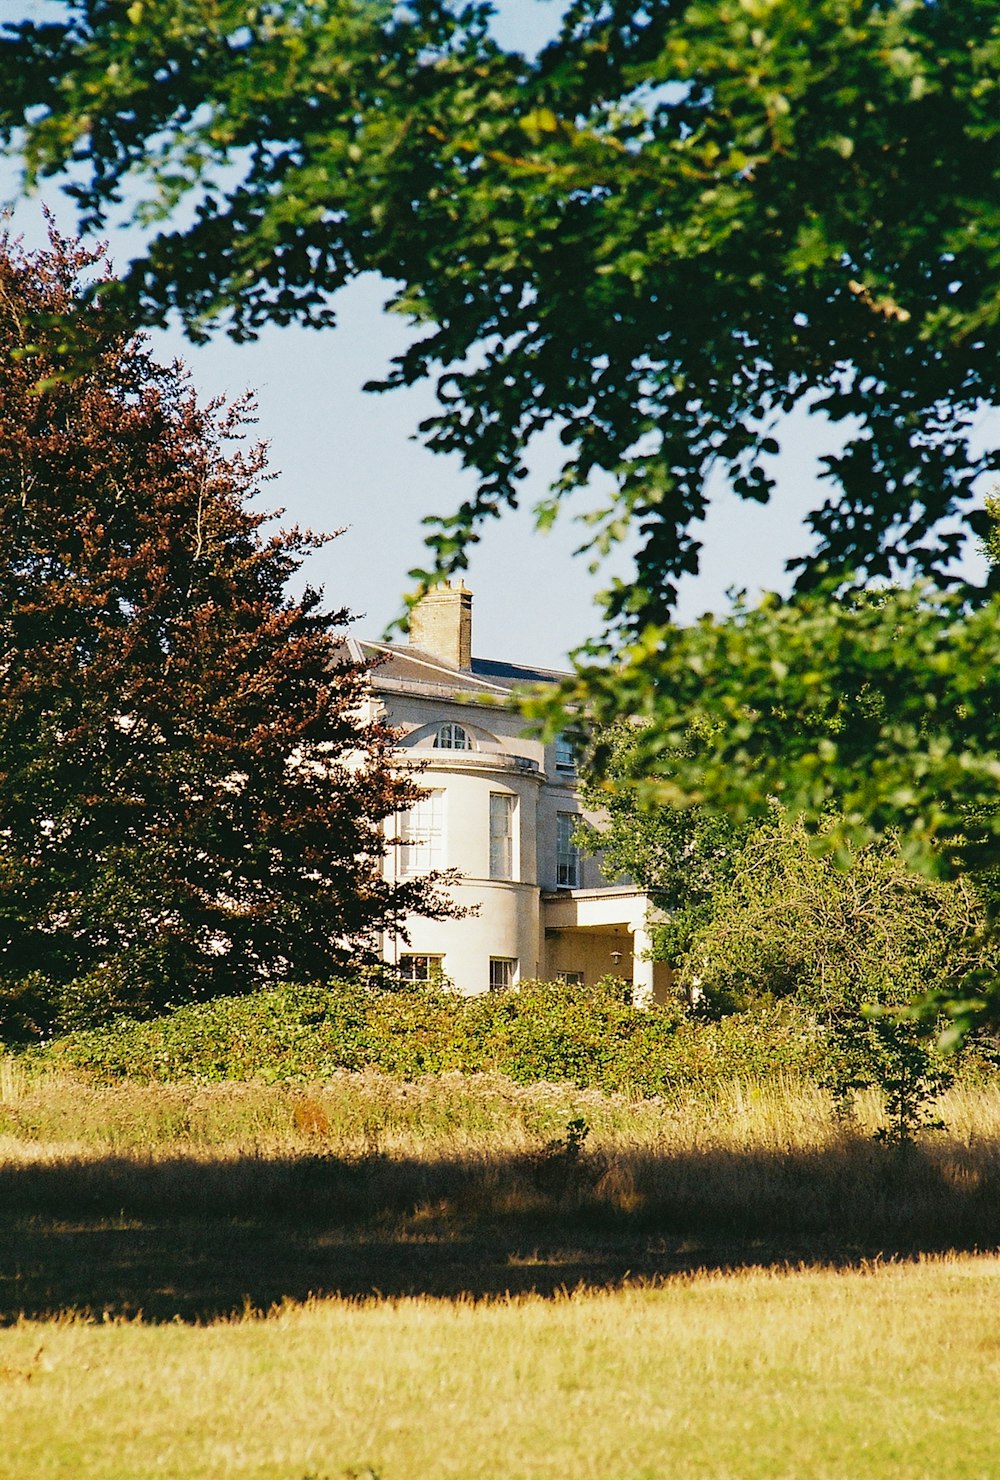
0;229;451;1037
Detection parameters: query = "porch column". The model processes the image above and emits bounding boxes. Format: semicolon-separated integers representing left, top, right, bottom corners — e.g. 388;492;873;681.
629;922;655;1009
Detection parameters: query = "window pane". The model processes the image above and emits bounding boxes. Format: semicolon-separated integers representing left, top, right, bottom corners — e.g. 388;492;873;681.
489;957;517;991
400;955;444;982
556;812;580;888
400;789;445;872
489;792;515;880
554;733;577;771
435;723;470;750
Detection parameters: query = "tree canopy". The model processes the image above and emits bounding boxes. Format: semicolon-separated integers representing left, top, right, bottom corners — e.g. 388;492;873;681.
682;811;988;1018
680;810;987;1136
567;579;1000;872
0;228;451;1037
557;574;1000;1038
0;1;996;1029
1;0;998;628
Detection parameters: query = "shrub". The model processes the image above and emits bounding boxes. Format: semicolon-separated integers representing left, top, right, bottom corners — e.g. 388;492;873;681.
25;977;833;1097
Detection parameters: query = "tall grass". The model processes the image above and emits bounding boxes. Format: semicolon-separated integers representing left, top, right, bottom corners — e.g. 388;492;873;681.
5;1057;1000;1156
2;1069;1000;1292
4;998;998;1477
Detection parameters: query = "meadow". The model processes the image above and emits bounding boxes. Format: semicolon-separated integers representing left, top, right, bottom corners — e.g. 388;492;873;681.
2;1064;1000;1477
2;1257;1000;1480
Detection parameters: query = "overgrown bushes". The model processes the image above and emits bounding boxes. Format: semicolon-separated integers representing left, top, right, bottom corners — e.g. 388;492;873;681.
25;977;829;1097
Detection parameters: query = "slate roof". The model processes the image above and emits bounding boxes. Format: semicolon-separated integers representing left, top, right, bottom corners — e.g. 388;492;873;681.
345;638;568;698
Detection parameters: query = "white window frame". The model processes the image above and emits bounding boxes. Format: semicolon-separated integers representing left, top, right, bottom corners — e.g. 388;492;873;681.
399;789;445;873
489;957;518;992
399;954;445;983
489;791;516;880
557;970;585;986
556;811;581;889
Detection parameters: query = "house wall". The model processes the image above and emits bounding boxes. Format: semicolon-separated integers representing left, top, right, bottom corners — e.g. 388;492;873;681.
543;934;675;1002
385;694;606;891
386;883;543;995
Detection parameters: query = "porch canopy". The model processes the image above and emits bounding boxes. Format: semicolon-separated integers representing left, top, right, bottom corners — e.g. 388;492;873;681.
541;887;671;1007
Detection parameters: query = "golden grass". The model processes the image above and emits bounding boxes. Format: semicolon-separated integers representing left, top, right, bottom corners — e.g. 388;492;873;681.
6;1063;1000;1159
1;1255;999;1479
0;1069;998;1321
2;1071;1000;1475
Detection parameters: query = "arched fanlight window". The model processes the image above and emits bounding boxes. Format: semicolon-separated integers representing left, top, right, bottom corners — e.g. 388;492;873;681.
434;722;472;751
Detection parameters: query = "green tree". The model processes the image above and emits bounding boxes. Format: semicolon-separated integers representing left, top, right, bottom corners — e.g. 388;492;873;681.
681;812;989;1137
548;577;999;1039
0;228;453;1038
984;492;1000;570
558;581;1000;872
685;813;987;1018
577;721;742;966
2;1;997;1026
1;0;998;627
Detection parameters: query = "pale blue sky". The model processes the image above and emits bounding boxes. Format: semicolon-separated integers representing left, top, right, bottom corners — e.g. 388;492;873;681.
1;0;992;667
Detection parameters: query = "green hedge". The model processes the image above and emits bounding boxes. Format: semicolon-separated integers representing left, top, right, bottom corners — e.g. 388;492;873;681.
26;978;829;1096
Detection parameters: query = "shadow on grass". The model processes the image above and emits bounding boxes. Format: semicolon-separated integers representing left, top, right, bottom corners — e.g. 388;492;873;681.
2;1139;998;1322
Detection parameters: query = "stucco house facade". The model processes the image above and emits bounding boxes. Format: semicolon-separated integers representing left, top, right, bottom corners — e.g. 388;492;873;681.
344;583;672;1005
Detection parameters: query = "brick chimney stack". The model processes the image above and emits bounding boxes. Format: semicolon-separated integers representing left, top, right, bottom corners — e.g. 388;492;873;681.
408;581;473;669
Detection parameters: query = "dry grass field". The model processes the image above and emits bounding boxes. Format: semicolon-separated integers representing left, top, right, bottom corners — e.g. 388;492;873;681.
2;1257;999;1480
2;1066;999;1477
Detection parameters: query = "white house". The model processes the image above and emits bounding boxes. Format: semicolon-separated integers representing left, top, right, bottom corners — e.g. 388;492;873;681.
344;583;673;1006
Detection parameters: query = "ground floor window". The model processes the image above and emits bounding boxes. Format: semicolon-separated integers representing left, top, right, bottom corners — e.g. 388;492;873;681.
489;957;518;991
557;971;585;986
399;954;445;983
